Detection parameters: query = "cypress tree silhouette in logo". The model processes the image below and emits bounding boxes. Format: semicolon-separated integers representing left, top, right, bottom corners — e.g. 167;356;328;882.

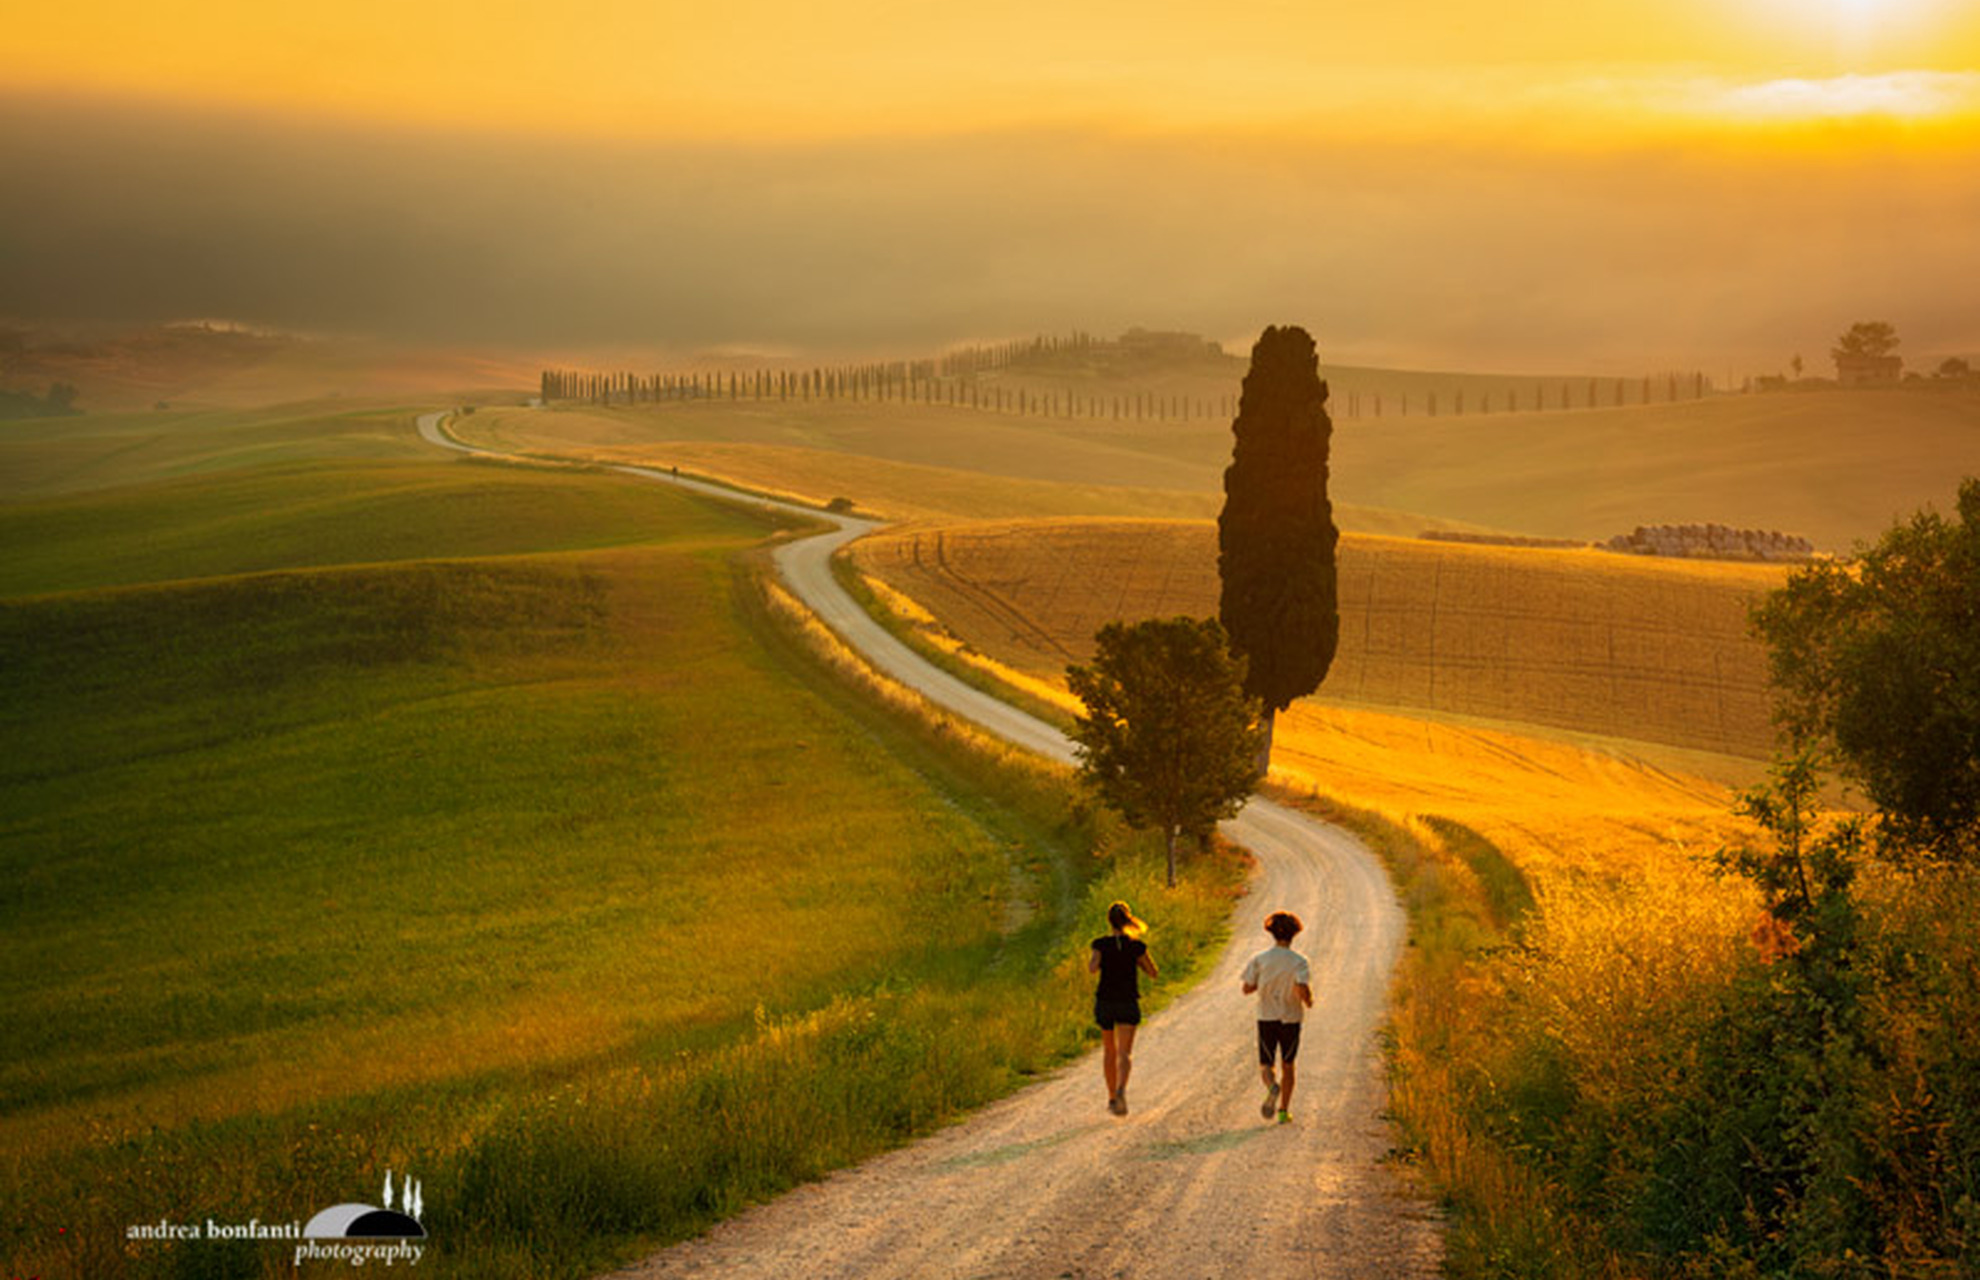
302;1168;427;1239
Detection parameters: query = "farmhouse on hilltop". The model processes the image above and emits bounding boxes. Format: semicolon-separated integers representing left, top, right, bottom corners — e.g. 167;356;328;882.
1834;351;1903;387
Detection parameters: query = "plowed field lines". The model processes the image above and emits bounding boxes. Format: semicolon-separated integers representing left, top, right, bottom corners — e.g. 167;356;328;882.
853;519;1785;759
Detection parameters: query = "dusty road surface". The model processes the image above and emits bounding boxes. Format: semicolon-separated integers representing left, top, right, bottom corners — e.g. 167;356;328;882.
418;412;1444;1278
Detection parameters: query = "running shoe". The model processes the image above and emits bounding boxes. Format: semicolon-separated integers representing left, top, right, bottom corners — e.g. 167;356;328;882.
1261;1081;1281;1120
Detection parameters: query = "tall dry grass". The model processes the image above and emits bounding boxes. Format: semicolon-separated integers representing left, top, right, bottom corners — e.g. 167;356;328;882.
1284;747;1980;1277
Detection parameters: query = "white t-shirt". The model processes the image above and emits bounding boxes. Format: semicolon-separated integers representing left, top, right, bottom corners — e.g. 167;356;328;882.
1242;945;1311;1023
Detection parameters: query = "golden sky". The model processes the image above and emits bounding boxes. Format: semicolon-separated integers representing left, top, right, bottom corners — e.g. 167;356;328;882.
6;1;1977;365
12;0;1980;140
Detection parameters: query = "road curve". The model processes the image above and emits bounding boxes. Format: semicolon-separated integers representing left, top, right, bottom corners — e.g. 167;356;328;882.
415;411;1442;1277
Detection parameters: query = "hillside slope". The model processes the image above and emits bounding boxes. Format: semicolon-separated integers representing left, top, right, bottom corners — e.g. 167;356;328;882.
473;386;1978;550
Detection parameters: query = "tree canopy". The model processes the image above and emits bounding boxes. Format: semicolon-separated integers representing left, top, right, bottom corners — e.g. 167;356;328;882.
1066;617;1266;886
1832;320;1899;362
1216;325;1340;739
1752;477;1980;863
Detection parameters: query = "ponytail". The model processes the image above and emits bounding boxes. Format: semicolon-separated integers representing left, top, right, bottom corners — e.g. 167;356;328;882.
1106;900;1146;939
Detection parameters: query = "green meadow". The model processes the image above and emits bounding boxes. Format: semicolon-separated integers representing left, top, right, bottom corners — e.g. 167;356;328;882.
0;405;1242;1279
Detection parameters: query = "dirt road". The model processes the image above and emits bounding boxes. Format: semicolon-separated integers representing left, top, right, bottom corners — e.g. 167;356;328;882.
417;412;1443;1278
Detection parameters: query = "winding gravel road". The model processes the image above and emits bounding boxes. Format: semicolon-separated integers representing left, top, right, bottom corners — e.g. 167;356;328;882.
417;411;1442;1278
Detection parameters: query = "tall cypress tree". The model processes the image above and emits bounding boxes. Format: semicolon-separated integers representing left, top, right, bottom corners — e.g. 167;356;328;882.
1217;324;1340;763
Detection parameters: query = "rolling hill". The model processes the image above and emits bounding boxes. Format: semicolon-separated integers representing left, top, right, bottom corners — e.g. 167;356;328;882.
0;407;1206;1280
464;381;1979;550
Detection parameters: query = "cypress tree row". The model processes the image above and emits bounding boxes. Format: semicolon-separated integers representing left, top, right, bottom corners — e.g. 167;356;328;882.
1216;324;1340;762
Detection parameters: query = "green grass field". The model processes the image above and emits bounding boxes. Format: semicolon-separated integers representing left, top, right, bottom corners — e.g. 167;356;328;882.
0;457;770;596
0;407;1243;1279
0;401;440;497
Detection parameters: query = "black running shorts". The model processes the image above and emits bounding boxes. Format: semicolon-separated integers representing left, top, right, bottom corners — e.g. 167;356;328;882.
1094;998;1142;1030
1257;1019;1303;1065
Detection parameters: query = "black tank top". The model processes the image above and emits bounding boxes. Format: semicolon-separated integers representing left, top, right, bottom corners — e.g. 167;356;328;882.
1092;935;1146;1002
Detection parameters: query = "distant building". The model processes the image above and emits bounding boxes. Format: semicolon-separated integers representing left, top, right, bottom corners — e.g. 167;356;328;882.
1834;352;1903;387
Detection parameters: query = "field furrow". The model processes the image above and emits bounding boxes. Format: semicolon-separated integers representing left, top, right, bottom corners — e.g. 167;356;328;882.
852;518;1786;760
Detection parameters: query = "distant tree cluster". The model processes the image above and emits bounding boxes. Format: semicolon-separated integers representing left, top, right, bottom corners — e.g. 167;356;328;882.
1339;372;1708;421
537;363;1238;422
0;382;80;420
1605;523;1815;562
938;328;1227;377
541;333;1721;430
1832;320;1900;362
938;331;1104;377
1754;321;1977;391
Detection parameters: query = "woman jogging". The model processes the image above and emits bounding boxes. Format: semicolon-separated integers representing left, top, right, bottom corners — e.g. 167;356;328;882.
1089;900;1159;1115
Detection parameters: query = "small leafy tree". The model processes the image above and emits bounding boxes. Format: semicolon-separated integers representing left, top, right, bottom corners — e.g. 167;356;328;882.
1718;751;1865;973
1066;617;1267;887
1751;477;1980;863
1832;320;1900;362
1706;750;1872;1265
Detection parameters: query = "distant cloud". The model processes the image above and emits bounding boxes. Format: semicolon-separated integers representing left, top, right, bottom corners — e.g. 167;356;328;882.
1707;70;1980;122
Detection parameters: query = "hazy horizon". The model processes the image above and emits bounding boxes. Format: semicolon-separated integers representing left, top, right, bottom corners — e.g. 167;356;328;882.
6;0;1979;376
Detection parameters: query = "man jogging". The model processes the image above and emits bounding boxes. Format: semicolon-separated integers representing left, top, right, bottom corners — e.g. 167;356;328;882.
1240;911;1313;1124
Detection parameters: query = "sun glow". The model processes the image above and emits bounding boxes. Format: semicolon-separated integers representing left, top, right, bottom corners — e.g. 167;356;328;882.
1713;70;1980;123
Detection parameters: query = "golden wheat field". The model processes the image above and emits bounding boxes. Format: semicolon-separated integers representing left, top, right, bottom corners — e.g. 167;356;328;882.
850;518;1787;762
1270;701;1752;886
856;558;1759;959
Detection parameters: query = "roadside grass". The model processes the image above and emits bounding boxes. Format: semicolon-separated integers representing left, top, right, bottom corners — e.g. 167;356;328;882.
1274;792;1607;1277
2;440;1243;1279
825;551;1080;735
1289;749;1979;1277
